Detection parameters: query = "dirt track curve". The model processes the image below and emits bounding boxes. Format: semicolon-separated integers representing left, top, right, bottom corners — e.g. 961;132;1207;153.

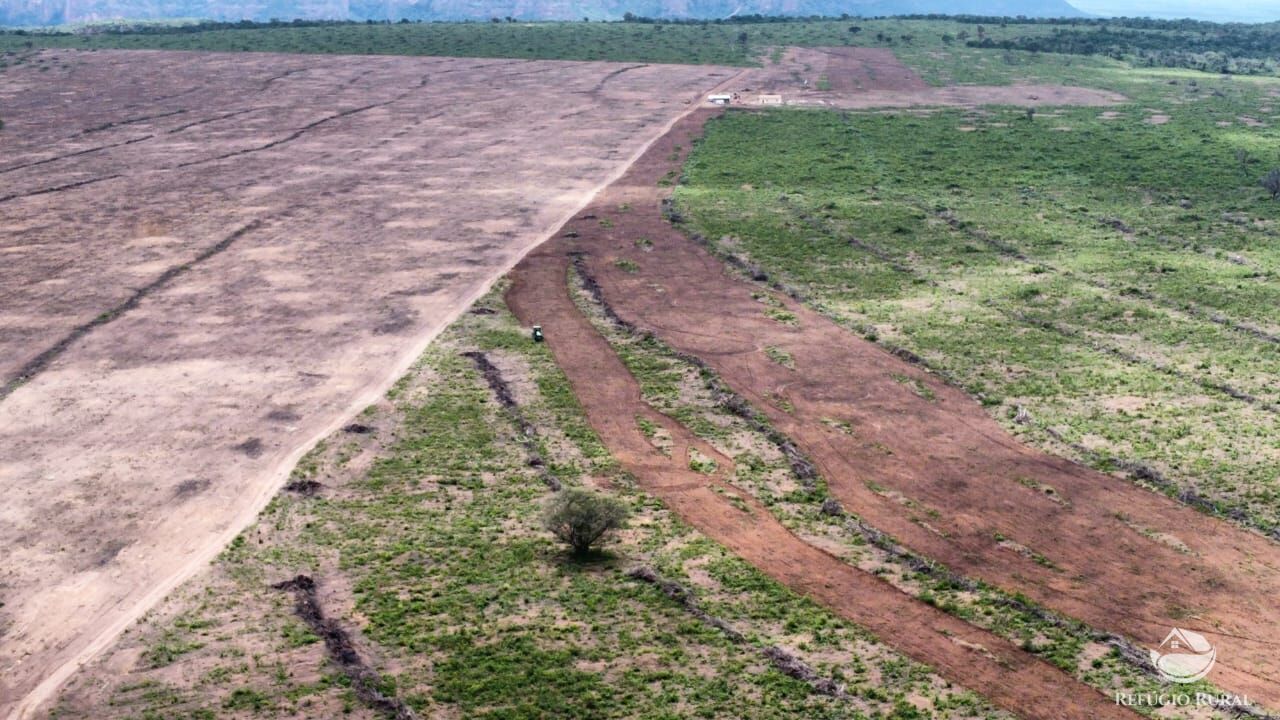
507;106;1280;715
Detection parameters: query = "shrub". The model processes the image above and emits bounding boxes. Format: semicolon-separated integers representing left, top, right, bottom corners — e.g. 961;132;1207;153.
541;487;628;555
1261;169;1280;199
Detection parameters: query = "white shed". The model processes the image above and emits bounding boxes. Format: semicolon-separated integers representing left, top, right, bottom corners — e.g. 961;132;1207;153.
708;93;733;105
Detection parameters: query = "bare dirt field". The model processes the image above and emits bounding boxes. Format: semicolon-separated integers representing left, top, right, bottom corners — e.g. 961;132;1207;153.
507;106;1280;714
737;46;1125;108
0;48;736;718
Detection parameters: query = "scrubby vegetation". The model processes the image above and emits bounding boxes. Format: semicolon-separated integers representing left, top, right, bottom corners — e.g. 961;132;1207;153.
59;288;1014;719
2;15;1277;80
676;68;1280;536
0;17;908;66
973;21;1280;75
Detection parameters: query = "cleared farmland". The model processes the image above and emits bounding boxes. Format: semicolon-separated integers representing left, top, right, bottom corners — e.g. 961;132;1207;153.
6;15;1280;719
0;49;735;718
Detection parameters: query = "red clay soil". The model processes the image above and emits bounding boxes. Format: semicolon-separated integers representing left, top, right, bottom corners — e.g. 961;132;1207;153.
508;108;1140;720
816;47;931;92
737;46;1125;108
508;106;1280;714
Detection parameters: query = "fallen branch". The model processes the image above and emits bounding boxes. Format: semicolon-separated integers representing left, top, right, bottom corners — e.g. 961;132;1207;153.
627;566;743;642
760;645;851;700
461;350;561;491
272;575;417;720
627;566;852;700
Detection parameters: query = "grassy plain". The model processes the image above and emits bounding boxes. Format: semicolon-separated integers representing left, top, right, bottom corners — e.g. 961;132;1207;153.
58;290;1016;719
676;66;1280;537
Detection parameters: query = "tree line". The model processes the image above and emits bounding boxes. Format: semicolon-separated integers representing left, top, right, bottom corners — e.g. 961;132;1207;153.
970;24;1280;75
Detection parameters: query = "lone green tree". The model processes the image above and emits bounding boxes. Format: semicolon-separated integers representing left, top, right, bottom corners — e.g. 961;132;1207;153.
542;487;628;556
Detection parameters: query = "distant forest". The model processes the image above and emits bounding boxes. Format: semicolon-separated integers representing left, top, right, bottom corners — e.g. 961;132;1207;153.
969;21;1280;75
4;14;1280;76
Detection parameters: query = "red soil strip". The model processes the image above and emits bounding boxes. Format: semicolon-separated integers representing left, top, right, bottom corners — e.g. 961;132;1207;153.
510;107;1280;710
507;108;1139;720
738;47;1124;109
817;47;931;92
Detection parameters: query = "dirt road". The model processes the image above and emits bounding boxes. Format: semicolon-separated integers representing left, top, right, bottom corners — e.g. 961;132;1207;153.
507;104;1280;713
507;107;1140;720
0;49;735;718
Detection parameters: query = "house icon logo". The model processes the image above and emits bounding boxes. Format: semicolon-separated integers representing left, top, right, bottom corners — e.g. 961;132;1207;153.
1151;628;1216;683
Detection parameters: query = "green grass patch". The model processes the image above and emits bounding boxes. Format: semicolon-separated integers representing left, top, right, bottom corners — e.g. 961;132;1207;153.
677;71;1280;533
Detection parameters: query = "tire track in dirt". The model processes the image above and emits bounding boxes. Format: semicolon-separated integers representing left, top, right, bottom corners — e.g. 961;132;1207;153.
259;66;311;91
166;107;260;135
507;108;1139;720
508;106;1280;711
168;60;509;169
585;64;650;98
173;100;401;168
78;108;187;136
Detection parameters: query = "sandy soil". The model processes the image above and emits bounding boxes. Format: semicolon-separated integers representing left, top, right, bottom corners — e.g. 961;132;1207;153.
736;47;1125;108
509;106;1280;712
507;108;1137;720
0;49;735;718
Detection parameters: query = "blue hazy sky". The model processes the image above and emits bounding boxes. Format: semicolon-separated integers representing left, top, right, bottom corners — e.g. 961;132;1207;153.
1070;0;1280;22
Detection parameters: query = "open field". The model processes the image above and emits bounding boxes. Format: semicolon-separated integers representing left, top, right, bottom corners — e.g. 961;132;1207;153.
50;283;1021;720
673;54;1280;712
7;15;1280;720
0;48;735;718
33;46;1280;720
677;66;1280;539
